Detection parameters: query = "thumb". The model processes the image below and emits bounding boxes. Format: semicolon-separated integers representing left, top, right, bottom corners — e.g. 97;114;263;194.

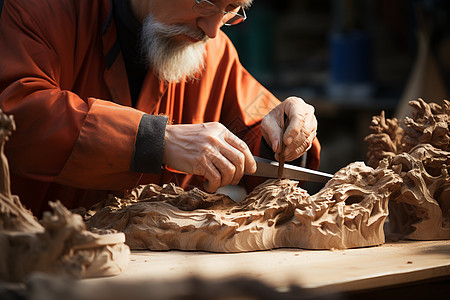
262;116;284;154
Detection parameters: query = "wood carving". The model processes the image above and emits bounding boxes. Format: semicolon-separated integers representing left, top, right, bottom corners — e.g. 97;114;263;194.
389;144;450;239
85;160;401;252
0;110;130;282
366;98;449;168
365;99;450;240
85;98;450;250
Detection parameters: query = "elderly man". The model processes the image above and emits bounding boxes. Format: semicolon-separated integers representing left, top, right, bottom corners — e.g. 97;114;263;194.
0;0;319;216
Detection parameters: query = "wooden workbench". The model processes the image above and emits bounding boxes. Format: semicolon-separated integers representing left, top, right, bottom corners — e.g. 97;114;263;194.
86;240;450;295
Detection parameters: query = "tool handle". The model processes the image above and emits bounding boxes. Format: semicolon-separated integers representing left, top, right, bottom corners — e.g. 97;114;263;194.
277;114;289;179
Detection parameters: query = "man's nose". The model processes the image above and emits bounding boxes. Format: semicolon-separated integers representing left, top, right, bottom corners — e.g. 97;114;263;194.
197;13;224;39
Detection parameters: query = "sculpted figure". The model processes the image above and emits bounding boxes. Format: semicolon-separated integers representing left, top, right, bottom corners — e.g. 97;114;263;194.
0;110;130;282
0;112;15;197
365;99;450;240
85;160;401;252
0;112;39;233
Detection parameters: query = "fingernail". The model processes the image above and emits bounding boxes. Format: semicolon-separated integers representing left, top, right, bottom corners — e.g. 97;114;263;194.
286;136;293;145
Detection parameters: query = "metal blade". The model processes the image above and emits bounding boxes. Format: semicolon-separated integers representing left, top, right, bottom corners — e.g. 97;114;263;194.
250;156;333;183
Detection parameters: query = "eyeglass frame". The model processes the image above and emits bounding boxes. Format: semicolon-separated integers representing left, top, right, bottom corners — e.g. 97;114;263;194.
192;0;247;26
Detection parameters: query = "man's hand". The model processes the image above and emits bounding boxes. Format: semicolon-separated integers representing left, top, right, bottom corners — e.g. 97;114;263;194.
261;97;317;161
163;122;257;193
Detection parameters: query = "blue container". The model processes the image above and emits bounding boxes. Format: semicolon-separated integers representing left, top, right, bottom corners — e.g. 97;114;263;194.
330;30;372;84
328;30;373;100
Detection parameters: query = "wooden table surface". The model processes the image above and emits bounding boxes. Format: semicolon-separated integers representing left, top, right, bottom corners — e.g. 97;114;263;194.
86;240;450;294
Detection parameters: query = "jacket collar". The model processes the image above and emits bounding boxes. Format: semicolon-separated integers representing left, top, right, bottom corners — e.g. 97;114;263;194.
100;0;171;114
101;0;132;107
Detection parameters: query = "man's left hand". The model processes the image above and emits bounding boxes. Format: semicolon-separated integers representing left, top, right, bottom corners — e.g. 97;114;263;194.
261;97;317;162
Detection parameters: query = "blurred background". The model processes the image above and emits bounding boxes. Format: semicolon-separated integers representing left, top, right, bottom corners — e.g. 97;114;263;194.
222;0;450;193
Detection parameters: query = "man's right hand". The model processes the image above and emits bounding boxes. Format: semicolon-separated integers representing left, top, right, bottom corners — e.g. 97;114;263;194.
163;122;257;193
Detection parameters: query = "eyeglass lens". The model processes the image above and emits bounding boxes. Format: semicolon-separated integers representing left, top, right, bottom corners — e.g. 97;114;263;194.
193;1;245;25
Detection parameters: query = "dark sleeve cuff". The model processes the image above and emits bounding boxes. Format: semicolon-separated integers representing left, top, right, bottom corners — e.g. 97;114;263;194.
130;114;168;173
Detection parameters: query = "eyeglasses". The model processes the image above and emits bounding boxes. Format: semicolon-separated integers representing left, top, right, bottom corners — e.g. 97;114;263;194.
192;0;247;26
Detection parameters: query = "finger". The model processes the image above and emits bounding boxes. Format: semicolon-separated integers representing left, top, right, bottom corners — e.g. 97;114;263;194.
201;159;222;193
283;116;301;146
219;143;245;185
285;130;314;160
210;151;236;187
261;115;283;154
284;129;310;159
274;152;280;161
284;114;317;160
224;132;257;175
283;108;316;144
283;97;316;138
285;130;316;161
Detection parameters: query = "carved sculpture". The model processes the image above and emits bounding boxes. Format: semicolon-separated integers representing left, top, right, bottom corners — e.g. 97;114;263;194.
83;98;449;251
85;160;401;252
365;99;450;240
0;110;130;282
85;98;450;251
366;98;449;168
389;144;450;239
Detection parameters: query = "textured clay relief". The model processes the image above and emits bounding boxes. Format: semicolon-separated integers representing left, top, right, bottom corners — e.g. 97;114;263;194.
85;160;401;252
0;110;130;282
365;99;450;240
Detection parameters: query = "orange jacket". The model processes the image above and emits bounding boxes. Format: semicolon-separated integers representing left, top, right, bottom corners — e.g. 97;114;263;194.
0;0;319;216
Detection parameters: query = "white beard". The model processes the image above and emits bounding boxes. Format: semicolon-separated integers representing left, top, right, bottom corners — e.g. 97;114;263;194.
140;16;208;83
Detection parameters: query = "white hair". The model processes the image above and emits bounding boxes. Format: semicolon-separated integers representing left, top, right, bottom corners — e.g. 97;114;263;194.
140;16;209;83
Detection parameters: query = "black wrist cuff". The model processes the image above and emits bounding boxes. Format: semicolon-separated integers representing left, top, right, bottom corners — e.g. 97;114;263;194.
130;114;168;173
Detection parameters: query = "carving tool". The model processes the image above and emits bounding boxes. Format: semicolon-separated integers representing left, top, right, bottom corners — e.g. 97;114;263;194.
278;113;289;179
251;156;333;183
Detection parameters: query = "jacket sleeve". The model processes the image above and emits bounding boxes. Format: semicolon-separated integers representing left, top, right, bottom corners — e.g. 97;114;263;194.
0;0;145;190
